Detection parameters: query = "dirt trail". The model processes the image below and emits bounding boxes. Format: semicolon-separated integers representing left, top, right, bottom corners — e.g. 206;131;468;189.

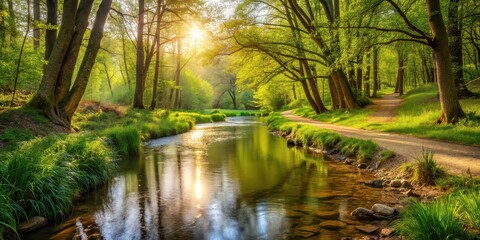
282;111;480;177
367;93;404;122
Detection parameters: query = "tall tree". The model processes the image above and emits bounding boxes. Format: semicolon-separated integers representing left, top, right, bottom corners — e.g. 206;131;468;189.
29;0;113;125
33;0;40;49
45;0;57;69
447;0;474;98
426;0;465;123
371;47;379;98
133;0;145;108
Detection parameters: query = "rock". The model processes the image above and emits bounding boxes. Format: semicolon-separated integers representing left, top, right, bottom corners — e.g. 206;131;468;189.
86;234;103;240
372;213;388;220
345;158;355;165
314;210;339;219
403;189;421;198
401;179;413;188
318;220;347;230
351;207;375;219
296;225;320;233
355;224;379;234
364;180;384;188
390;179;402;188
19;216;48;233
380;228;396;237
357;163;368;169
285;210;304;218
371;203;396;216
293;230;317;238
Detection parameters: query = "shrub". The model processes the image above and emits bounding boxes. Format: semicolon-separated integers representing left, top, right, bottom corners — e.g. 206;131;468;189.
211;113;227;122
396;199;467;240
412;149;446;185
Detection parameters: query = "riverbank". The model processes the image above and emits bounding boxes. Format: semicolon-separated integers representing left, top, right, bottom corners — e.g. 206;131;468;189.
266;113;480;239
0;105;227;239
292;84;480;146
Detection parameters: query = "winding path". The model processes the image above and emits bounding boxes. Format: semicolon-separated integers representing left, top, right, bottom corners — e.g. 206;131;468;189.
282;96;480;177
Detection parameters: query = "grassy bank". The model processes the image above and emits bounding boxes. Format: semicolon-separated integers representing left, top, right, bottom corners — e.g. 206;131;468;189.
0;106;226;238
292;84;480;146
267;113;379;164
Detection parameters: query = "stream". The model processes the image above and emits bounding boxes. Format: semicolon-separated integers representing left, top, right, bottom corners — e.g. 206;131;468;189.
23;117;401;240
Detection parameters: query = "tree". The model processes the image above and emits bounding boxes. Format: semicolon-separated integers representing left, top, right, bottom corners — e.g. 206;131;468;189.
426;0;465;123
29;0;113;125
133;0;145;108
447;0;474;98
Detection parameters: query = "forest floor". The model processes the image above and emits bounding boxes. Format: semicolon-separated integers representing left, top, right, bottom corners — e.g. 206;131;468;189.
282;103;480;177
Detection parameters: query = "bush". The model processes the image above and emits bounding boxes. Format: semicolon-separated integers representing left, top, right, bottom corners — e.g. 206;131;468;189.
103;126;141;156
412;149;446;185
211;113;227;122
396;199;467;240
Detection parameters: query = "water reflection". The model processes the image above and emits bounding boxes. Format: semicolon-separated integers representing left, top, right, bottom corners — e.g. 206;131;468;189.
24;117;400;240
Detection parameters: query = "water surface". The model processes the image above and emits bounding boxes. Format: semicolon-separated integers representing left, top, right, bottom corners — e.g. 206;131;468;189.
24;117;400;240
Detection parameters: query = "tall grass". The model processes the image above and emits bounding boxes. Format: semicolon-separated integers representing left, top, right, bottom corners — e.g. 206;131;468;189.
453;190;480;229
412;150;446;185
0;134;117;236
103;126;141;156
396;199;468;240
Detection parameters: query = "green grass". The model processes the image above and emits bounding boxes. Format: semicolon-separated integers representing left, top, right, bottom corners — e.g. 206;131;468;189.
0;134;117;236
292;84;480;146
267;113;378;162
411;150;446;185
396;199;468;240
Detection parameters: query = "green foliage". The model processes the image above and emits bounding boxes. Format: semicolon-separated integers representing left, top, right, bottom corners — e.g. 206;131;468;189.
0;134;116;236
452;190;480;229
103;126;141;156
412;150;446;185
211;113;227;122
396;199;468;240
436;175;480;190
266;113;377;162
180;70;214;110
0;128;33;145
379;149;395;161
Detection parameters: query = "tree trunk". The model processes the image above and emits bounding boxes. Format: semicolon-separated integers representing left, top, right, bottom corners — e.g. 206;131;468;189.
54;0;94;109
292;83;297;100
427;0;465;123
302;60;327;112
29;0;78;121
33;0;40;49
300;79;320;114
356;55;363;91
133;0;145;109
44;0;57;72
121;33;131;90
364;52;371;97
372;48;379;98
7;0;15;44
61;0;112;121
103;63;114;97
173;38;181;109
395;50;405;95
328;76;340;109
447;0;473;98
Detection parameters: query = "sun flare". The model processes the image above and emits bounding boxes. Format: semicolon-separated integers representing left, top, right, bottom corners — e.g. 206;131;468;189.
189;25;204;41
